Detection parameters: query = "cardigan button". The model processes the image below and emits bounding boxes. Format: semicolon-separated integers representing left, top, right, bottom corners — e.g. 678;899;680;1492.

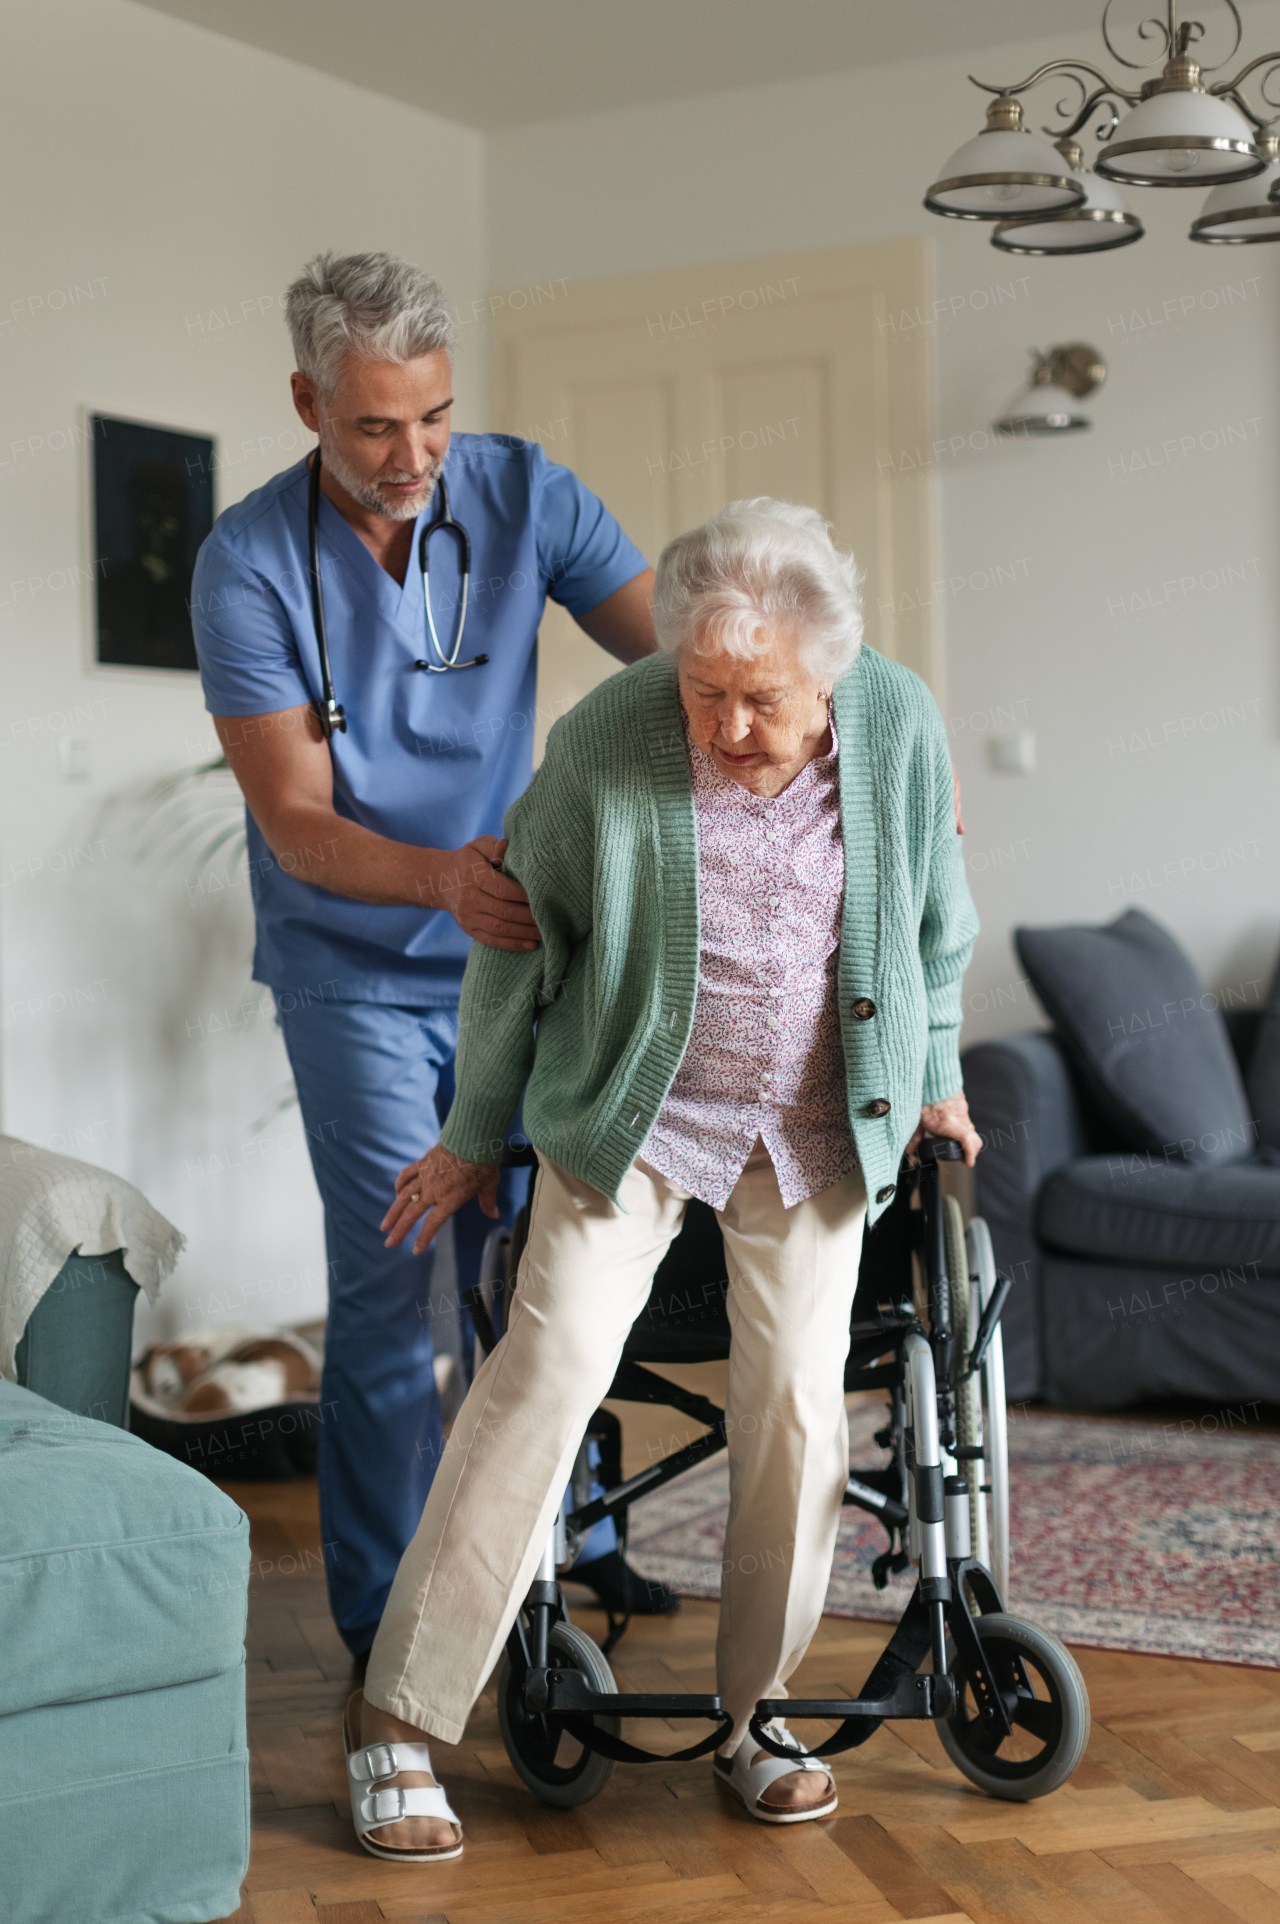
861;1098;891;1118
876;1184;897;1204
850;997;877;1021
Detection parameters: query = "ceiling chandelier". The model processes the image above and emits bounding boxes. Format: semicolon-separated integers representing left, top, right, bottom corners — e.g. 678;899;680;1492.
925;0;1280;252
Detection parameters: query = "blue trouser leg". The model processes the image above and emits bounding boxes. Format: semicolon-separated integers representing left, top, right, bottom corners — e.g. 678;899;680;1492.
573;1440;618;1565
277;999;515;1656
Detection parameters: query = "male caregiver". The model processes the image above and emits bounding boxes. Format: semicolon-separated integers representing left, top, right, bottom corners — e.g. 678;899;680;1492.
191;251;674;1665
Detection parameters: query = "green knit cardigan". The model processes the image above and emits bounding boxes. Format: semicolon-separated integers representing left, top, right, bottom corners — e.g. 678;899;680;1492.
440;647;978;1228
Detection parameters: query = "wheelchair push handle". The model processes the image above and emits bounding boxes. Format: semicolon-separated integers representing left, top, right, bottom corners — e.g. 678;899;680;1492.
914;1134;964;1166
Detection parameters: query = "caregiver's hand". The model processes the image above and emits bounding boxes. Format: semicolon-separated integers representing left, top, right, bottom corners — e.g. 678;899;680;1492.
381;1143;500;1255
908;1092;983;1169
429;836;541;952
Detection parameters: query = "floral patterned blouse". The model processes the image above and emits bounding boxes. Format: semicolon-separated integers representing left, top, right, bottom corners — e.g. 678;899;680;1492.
641;703;857;1209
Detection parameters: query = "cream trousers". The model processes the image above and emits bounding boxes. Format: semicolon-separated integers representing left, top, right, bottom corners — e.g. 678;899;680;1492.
364;1143;867;1750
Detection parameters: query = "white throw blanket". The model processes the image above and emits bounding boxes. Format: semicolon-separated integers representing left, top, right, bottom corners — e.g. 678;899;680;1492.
0;1136;185;1379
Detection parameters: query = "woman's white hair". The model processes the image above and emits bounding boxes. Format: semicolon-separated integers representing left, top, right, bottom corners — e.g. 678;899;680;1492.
654;498;864;685
284;251;458;398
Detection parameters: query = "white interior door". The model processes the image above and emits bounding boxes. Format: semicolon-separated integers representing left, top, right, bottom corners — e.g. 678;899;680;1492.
490;240;941;757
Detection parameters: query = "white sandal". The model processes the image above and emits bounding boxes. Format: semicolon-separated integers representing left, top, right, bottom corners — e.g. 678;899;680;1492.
714;1721;838;1824
343;1690;464;1863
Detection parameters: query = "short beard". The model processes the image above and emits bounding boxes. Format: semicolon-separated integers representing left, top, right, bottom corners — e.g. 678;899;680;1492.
318;432;442;521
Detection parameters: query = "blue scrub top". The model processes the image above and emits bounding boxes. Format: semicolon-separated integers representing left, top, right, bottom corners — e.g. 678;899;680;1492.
191;434;647;1005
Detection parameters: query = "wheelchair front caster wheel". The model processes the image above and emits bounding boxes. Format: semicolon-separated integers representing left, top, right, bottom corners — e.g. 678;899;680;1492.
498;1621;619;1807
936;1612;1090;1801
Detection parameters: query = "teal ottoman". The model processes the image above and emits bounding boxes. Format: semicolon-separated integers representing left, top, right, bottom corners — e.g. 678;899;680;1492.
0;1378;250;1924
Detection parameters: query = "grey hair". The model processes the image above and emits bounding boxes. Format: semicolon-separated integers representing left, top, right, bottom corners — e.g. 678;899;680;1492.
283;251;458;397
654;498;864;686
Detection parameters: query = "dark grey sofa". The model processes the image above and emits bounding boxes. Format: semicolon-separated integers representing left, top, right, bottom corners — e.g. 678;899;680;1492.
962;1009;1280;1408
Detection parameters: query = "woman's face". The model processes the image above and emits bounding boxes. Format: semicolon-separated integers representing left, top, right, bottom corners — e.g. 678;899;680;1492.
678;625;832;798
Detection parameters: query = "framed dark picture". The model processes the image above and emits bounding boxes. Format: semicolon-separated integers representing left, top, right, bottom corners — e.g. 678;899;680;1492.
91;413;215;671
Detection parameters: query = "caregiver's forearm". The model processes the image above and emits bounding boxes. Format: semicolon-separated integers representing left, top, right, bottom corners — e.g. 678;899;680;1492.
243;799;540;949
214;707;539;946
242;796;512;915
248;797;470;908
215;707;443;907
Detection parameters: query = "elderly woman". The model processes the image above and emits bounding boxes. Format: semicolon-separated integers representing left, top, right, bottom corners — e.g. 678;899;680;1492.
342;497;981;1861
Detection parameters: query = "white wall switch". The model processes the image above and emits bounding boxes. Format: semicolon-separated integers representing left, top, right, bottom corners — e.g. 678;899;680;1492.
58;738;91;782
988;731;1036;776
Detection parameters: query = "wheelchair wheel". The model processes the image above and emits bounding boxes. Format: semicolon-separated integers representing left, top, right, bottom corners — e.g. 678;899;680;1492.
497;1621;619;1807
967;1216;1010;1595
937;1612;1090;1801
944;1198;987;1566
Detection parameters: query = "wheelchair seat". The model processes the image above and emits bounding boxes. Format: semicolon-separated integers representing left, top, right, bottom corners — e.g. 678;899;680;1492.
619;1180;917;1368
622;1200;731;1363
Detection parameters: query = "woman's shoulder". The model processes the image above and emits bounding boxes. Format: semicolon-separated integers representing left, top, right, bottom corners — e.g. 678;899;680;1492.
543;652;678;764
843;643;937;709
837;645;944;742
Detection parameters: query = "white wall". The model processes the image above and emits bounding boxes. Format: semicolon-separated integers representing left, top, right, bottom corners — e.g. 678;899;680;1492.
487;17;1280;1044
0;0;486;1347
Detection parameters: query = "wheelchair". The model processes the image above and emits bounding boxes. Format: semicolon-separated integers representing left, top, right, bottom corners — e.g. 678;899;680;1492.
465;1137;1089;1808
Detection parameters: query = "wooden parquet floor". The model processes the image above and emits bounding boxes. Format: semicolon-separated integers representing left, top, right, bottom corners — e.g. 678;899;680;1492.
212;1386;1280;1924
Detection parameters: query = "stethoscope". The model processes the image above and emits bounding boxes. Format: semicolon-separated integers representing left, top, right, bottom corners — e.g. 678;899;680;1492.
307;451;488;741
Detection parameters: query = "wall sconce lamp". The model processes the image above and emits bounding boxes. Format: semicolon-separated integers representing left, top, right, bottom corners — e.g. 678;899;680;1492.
992;344;1106;436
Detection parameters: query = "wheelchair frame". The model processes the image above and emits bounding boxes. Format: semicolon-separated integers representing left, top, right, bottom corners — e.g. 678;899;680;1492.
469;1137;1087;1801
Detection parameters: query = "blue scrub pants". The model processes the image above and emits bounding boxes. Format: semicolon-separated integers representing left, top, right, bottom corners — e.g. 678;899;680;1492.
278;997;614;1659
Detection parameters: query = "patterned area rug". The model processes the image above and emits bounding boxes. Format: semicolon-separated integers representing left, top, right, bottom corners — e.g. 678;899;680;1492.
625;1400;1280;1667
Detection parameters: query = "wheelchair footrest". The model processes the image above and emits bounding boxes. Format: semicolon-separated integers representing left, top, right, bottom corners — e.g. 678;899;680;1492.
754;1671;951;1742
538;1669;734;1764
542;1671;724;1722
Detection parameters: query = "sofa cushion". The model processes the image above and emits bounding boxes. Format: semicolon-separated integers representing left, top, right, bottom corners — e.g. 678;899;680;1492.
1038;1153;1280;1274
0;1378;249;1718
1246;950;1280;1153
1016;908;1253;1165
1040;1253;1280;1409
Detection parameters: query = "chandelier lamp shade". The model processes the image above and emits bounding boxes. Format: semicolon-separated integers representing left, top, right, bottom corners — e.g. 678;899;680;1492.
925;1;1280;250
993;141;1144;252
924;97;1086;219
1190;133;1280;238
1096;77;1262;185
